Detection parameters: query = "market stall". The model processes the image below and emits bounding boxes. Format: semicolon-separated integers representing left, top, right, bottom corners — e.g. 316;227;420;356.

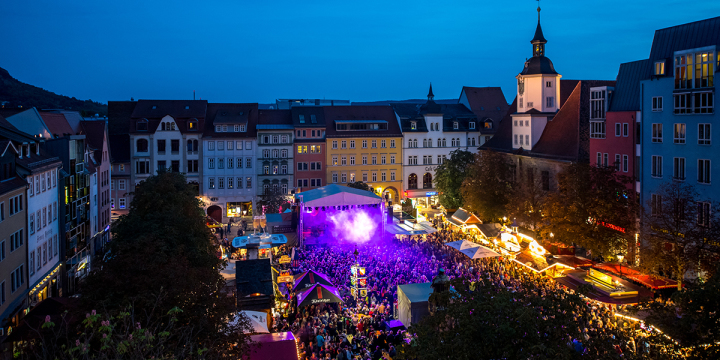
296;283;343;307
292;270;335;291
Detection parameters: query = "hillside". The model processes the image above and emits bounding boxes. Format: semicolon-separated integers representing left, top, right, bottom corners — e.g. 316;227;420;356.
0;66;107;117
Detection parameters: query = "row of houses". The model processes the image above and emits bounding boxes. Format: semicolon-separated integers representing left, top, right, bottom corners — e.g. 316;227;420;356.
107;89;508;223
0;108;110;338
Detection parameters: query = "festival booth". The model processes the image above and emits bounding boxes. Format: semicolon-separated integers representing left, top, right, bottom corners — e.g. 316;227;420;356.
295;184;386;246
247;332;299;360
445;208;482;232
593;263;680;290
444;240;501;259
292;270;335;291
396;283;434;325
296;284;343;307
474;223;502;244
232;232;288;261
493;228;575;276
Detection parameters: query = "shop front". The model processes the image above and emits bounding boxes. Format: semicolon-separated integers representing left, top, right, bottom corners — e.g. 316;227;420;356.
226;202;253;218
28;264;62;306
405;189;439;208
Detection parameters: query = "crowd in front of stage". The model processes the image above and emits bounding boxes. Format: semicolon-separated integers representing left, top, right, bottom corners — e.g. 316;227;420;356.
269;225;661;360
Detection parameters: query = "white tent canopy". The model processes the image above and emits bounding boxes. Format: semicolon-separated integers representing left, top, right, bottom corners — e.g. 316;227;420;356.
445;240;482;250
445;240;501;259
296;184;383;207
230;311;269;334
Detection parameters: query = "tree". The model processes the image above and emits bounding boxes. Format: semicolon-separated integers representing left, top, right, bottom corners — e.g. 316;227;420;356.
347;181;373;192
79;171;251;358
257;186;292;214
461;150;514;222
505;172;548;231
640;264;720;359
395;277;664;360
434;149;474;209
640;181;720;289
540;163;637;259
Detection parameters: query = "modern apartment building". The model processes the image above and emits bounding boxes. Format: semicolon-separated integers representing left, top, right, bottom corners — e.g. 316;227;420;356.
203;104;258;223
324;106;403;203
640;17;720;217
256;110;294;197
292;107;326;192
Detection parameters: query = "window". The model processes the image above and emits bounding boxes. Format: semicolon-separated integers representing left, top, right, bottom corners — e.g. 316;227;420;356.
615;123;621;137
381;140;386;148
453;122;458;130
590;90;606;119
341;141;347;149
272;135;279;144
614;154;621;171
590;121;605;139
228;177;234;189
218;177;224;189
136;139;148;152
119;198;126;209
246;158;252;168
311;115;317;123
209;178;215;189
227;157;234;169
674;123;686;144
410;122;417;130
362;140;368;149
699;124;711;145
390;139;396;148
332;173;338;183
281;165;287;174
652;96;663;111
137;120;148;131
525;135;529;146
157;139;166;153
694;92;714;114
546;97;554;108
372;155;377;165
282;135;289;143
349;156;355;165
10;229;23;252
208;158;215;169
362;155;367;165
372;140;377;148
603;153;609;167
381;172;386;181
217;141;224;150
651;194;662;216
519;98;523;108
526;102;534;109
698;159;711;184
341;173;347;183
362;173;368;182
655;60;665;75
698;202;711;227
11;265;23;293
623;123;629;137
652;155;663;177
332;141;338;149
390;154;395;164
514;134;518;145
381;155;386;165
0;241;4;261
53;202;57;220
652;124;663;143
299;115;305;123
341;156;347;166
29;213;34;235
623;155;629;173
9;194;22;215
673;157;686;180
372;172;377;182
332;156;338;166
246;177;252;189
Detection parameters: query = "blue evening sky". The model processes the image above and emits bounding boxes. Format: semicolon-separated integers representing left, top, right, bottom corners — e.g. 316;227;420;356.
1;0;718;104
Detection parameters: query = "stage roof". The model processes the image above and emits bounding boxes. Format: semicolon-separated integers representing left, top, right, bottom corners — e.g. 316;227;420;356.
295;184;382;207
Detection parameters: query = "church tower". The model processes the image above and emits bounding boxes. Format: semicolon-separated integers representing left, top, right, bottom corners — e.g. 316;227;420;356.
512;5;562;150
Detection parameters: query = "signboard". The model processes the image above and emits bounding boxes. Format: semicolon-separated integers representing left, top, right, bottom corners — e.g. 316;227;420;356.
277;275;294;283
588;268;613;286
272;225;294;233
425;192;438;196
279;255;291;264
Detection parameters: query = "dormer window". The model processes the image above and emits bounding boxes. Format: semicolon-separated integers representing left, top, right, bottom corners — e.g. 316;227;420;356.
152;106;157;110
410;121;417;130
188;120;197;130
215;125;222;132
453;122;459;130
310;115;317;123
485;120;493;129
240;124;246;132
222;125;228;132
137;119;148;131
469;122;476;130
185;106;190;110
299;115;305;123
234;125;240;132
654;60;665;75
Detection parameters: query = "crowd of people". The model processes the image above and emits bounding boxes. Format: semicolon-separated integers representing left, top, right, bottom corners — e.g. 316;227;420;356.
272;224;674;359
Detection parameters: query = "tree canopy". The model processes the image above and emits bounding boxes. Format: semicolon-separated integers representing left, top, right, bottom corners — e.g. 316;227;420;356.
78;171;251;358
461;150;514;222
347;181;373;192
539;163;637;259
434;149;474;209
257;186;293;214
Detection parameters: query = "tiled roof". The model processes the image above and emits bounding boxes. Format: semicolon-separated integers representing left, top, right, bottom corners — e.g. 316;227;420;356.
39;112;75;137
205;103;258;138
81;121;108;166
609;59;649;112
109;134;130;163
128;100;207;134
0;176;27;196
257;109;292;128
646;16;720;80
482;79;615;161
324;105;402;138
15;151;62;172
291;107;326;127
107;101;136;136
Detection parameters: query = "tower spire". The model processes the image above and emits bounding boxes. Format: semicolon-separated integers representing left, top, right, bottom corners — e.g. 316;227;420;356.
427;83;435;101
531;0;547;57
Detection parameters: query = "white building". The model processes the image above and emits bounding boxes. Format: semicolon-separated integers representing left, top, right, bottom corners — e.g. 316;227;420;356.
202;104;258;223
391;85;483;206
18;143;62;303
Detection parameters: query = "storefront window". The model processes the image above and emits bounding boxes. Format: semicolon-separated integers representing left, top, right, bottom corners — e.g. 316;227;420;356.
226;202;252;217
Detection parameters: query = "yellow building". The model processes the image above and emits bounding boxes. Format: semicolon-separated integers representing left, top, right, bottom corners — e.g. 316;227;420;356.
323;106;403;203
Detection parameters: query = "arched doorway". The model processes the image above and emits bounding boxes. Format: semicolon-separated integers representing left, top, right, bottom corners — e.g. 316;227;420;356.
408;173;418;189
207;205;222;224
384;186;400;203
423;173;433;189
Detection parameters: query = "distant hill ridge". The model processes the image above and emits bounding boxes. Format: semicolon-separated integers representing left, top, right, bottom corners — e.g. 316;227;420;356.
0;66;107;117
